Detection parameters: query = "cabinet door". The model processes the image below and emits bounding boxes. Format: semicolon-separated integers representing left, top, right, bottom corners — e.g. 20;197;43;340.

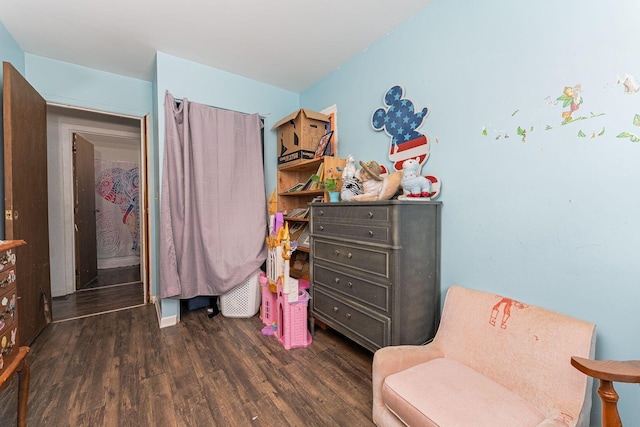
3;62;52;345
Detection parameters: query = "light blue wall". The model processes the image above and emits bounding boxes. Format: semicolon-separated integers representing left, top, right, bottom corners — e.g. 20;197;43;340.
25;54;152;117
154;51;299;320
0;21;25;239
0;22;24;72
24;54;155;298
302;0;640;424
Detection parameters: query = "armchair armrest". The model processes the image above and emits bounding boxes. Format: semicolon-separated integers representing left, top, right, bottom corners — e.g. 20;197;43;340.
571;357;640;427
570;357;640;383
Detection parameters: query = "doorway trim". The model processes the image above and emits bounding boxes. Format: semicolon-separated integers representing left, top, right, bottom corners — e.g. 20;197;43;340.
48;103;149;305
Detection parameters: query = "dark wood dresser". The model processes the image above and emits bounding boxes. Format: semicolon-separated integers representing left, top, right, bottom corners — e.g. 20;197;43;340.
309;201;441;352
0;240;30;427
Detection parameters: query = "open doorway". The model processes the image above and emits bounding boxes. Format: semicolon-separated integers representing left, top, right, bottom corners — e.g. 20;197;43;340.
46;104;149;321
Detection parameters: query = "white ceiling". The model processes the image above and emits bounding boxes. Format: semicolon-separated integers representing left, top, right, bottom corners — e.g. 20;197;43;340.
0;0;431;93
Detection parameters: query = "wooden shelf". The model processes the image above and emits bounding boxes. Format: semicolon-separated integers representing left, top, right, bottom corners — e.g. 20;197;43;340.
283;217;309;223
277;156;345;213
278;190;324;197
278;157;326;172
277;156;345;282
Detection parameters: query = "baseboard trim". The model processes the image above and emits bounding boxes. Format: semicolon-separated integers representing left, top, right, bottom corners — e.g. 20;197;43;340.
153;296;178;328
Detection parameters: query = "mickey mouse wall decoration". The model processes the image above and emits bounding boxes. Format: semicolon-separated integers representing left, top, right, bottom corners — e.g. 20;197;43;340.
371;85;441;199
371;85;430;171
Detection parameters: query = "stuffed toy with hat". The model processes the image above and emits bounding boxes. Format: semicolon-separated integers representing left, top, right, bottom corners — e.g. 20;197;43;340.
351;160;402;202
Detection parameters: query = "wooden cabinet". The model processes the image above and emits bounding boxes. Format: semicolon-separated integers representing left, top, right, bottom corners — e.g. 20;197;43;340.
277;157;345;281
309;201;441;352
0;240;30;427
0;241;25;372
277;156;346;214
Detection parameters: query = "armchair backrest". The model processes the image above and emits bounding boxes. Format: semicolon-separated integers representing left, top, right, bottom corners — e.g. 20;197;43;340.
433;286;596;426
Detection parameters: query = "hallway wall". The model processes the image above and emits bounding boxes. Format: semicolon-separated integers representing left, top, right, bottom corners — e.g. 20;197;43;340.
47;106;141;297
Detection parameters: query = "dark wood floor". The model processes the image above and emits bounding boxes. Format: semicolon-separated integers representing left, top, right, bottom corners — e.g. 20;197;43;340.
0;304;375;426
52;266;144;322
80;265;141;290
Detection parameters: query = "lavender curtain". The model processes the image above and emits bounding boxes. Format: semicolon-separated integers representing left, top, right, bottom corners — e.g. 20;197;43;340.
160;91;267;299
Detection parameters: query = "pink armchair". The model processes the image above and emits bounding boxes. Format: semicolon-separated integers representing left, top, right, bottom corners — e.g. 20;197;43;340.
372;285;596;427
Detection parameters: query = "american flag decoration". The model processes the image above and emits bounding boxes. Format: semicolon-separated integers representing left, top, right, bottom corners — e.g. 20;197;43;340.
371;85;431;172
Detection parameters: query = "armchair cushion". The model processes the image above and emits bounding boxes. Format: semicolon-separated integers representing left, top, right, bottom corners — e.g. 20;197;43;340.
372;285;596;427
383;358;544;426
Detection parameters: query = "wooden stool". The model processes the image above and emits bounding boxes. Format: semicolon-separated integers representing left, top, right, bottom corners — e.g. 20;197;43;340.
571;356;640;427
0;347;30;427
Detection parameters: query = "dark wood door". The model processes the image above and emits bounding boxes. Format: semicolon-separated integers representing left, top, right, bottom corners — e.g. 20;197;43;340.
73;133;97;288
3;61;52;345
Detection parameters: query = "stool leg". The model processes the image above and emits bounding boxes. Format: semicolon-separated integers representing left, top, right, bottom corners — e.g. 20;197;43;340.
17;358;30;427
597;379;622;427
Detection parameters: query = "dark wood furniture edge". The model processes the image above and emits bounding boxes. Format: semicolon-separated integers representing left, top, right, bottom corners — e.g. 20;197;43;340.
571;356;640;383
0;240;27;251
0;346;30;427
571;356;640;427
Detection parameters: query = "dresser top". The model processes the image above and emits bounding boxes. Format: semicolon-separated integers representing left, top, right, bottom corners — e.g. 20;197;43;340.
310;200;442;207
0;240;26;251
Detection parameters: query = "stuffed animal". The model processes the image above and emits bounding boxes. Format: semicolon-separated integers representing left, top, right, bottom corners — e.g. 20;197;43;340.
341;154;362;201
351;160;402;202
342;154;357;180
401;157;432;198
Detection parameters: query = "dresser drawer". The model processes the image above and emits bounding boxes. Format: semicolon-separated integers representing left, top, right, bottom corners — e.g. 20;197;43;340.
313;287;390;350
0;287;17;334
312;204;391;223
313;263;390;313
0;268;16;291
312;221;391;244
0;323;18;374
313;239;391;279
0;247;17;273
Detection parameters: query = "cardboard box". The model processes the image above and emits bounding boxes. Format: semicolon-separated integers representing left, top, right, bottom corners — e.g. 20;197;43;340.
272;108;330;165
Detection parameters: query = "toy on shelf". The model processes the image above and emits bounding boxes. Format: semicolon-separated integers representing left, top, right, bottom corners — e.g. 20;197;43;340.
340;154;362;202
398;157;441;201
400;157;432;198
260;213;312;349
351;160;402;202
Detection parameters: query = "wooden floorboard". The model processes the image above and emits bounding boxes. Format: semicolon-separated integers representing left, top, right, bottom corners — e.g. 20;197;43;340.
52;265;144;322
0;304;375;426
52;282;145;321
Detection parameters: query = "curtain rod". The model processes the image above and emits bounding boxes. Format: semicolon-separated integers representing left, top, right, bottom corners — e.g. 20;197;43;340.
170;92;268;119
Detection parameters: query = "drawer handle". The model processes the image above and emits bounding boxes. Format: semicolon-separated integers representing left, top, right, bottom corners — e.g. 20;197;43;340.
333;306;339;312
334;250;340;256
368;230;374;237
1;341;14;356
345;313;351;320
334;277;340;283
347;282;353;288
319;210;324;216
347;253;353;259
319;226;324;231
0;307;15;321
368;212;373;218
0;272;15;288
0;251;14;266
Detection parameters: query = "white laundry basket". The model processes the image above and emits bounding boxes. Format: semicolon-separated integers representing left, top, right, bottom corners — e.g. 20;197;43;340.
218;270;261;318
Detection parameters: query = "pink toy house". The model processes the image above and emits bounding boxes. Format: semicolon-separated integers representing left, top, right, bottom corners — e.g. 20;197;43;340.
259;272;277;326
276;278;312;350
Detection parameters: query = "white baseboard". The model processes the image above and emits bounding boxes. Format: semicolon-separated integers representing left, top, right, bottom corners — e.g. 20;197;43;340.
153;296;178;328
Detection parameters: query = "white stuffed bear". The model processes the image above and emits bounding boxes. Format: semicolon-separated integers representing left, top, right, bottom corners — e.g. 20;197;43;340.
400;157;432;198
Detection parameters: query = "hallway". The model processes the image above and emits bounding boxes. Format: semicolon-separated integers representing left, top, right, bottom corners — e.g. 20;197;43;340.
52;265;145;322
